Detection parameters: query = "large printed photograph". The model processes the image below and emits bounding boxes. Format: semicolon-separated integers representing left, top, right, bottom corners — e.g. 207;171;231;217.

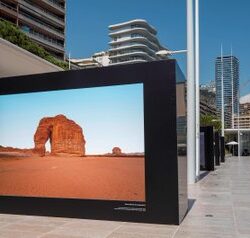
0;83;145;201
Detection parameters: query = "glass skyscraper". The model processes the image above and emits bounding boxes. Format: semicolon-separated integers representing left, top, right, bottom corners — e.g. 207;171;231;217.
215;56;239;128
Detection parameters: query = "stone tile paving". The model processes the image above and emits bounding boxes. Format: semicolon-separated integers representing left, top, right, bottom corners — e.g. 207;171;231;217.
0;156;249;238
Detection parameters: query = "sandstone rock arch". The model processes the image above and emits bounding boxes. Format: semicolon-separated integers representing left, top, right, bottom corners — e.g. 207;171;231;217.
33;115;85;156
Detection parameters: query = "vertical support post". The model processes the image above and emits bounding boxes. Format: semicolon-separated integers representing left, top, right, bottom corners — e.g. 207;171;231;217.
238;130;240;157
215;132;220;166
221;45;225;137
238;86;240;157
220;136;225;162
187;0;196;184
221;45;225;162
68;52;71;70
231;48;234;129
195;0;200;178
16;2;19;27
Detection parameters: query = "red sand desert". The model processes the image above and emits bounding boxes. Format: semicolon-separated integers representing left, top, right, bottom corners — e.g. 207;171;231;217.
0;152;145;201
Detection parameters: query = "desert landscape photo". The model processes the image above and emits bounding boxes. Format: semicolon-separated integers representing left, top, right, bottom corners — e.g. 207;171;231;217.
0;84;145;201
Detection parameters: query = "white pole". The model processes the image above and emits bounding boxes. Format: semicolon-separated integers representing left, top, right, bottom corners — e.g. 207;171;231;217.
195;0;200;178
231;47;234;129
221;45;225;137
238;83;240;157
69;52;71;70
238;128;240;157
169;50;188;54
187;0;196;184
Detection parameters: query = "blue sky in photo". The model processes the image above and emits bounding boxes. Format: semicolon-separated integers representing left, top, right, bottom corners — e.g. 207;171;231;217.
0;84;144;154
66;0;250;96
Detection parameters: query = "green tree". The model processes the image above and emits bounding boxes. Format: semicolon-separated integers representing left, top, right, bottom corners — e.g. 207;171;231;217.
200;114;222;131
0;20;68;70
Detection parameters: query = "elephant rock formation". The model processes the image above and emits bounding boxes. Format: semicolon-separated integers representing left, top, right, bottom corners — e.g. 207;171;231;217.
34;115;85;156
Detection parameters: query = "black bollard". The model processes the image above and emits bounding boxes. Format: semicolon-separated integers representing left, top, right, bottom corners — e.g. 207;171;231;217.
220;136;225;162
214;132;220;166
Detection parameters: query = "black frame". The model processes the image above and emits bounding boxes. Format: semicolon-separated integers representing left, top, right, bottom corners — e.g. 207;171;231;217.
214;131;221;166
0;60;187;224
200;126;214;171
220;136;225;162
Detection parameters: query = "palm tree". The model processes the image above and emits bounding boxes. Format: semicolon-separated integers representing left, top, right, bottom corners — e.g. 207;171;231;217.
200;114;221;131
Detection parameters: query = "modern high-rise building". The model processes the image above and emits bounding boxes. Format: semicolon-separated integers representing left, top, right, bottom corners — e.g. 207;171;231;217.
108;19;168;65
0;0;66;59
215;55;239;128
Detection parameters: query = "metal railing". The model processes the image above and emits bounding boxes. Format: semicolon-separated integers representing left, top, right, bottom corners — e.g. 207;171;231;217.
41;0;65;13
18;12;64;39
20;0;64;26
0;1;64;38
0;1;17;14
109;37;159;51
24;30;64;51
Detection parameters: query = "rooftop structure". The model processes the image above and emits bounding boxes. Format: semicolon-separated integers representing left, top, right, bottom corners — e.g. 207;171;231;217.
70;51;109;69
0;0;66;59
108;19;168;65
200;80;216;93
92;51;110;66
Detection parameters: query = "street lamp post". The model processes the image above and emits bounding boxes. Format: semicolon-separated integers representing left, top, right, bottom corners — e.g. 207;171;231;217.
156;50;188;55
220;45;225;162
221;46;225;137
156;0;199;184
238;86;241;157
195;0;200;178
187;0;196;184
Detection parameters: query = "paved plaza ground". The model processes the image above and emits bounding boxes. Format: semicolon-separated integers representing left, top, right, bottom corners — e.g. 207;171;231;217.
0;156;250;238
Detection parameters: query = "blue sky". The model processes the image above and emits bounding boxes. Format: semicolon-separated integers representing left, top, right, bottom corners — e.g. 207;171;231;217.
66;0;250;96
0;84;144;154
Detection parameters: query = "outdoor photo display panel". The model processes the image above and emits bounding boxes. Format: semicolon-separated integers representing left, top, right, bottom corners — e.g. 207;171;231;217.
0;60;187;225
0;84;145;201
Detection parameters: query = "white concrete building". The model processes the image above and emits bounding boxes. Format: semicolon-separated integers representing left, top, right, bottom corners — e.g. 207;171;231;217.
70;58;101;68
108;19;168;65
234;114;250;129
93;51;110;66
233;93;250;129
70;51;109;69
